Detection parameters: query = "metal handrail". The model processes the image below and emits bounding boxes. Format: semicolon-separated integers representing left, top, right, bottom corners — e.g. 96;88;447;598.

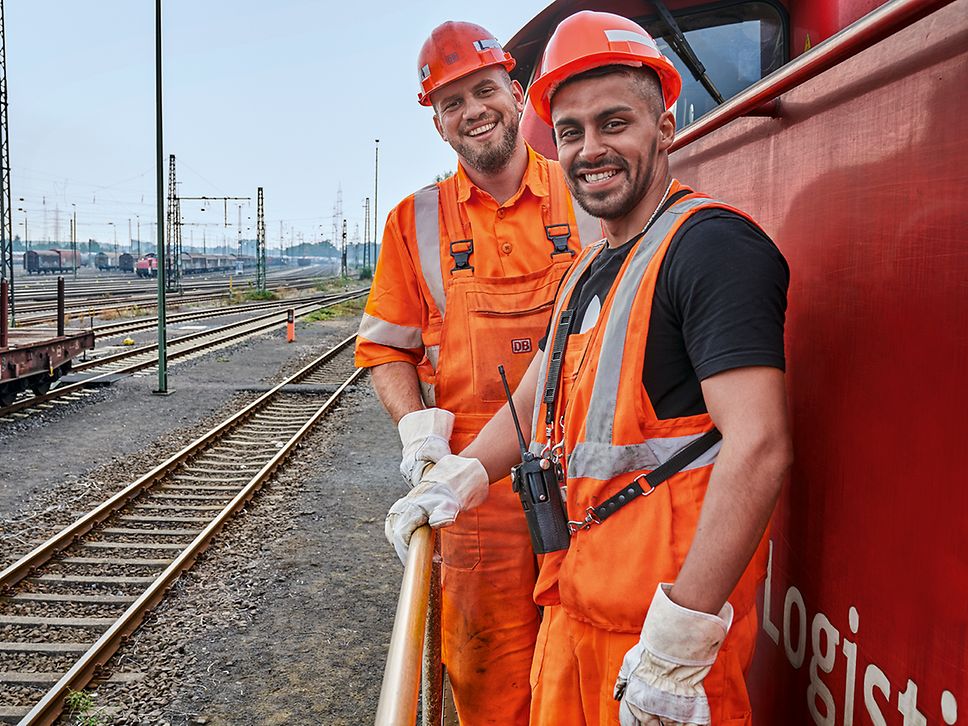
375;526;438;725
671;0;956;152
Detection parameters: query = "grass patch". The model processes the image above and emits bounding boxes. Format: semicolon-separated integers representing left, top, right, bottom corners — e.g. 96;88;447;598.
95;304;150;321
65;688;106;725
303;296;366;322
313;275;355;293
243;289;279;301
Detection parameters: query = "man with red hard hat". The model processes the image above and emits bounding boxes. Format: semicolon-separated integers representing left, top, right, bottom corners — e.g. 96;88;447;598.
386;10;792;725
357;20;596;725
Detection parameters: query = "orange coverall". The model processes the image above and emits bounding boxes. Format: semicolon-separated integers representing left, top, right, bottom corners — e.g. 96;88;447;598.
356;146;586;725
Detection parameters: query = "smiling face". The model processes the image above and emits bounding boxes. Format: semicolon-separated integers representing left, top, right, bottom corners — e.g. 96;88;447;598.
551;69;675;224
431;66;525;176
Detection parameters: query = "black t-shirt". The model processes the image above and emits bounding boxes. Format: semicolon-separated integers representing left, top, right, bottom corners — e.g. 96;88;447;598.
541;208;789;420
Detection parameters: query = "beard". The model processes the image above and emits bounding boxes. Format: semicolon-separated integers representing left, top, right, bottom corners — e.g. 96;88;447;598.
567;140;658;221
451;113;520;175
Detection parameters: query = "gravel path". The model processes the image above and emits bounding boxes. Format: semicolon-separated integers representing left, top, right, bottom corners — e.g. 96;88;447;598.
0;308;408;725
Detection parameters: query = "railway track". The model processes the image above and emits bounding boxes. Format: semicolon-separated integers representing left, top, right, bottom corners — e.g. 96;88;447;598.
91;289;358;339
0;333;364;724
13;276;327;325
10;267;320;304
0;289;368;418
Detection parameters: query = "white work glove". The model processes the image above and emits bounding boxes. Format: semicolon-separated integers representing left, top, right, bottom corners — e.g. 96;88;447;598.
614;583;733;726
384;454;489;564
397;408;454;488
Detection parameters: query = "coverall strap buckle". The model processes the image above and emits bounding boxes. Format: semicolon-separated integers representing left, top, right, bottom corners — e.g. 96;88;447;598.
449;238;474;273
545;223;574;256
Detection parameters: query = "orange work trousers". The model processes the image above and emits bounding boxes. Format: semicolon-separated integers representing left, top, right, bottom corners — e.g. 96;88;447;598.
529;605;757;725
439;434;540;726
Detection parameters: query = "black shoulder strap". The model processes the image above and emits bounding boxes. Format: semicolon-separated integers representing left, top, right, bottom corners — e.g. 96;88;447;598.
591;428;722;524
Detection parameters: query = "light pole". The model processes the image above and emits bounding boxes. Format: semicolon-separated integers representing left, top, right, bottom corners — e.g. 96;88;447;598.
16;209;26;252
108;221;117;252
136;215;141;257
373;138;380;272
154;0;170;395
18;218;26;270
17;199;26;253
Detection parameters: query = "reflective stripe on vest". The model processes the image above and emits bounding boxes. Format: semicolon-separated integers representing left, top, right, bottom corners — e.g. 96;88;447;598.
531;196;726;478
413;183;448;316
357;312;422;349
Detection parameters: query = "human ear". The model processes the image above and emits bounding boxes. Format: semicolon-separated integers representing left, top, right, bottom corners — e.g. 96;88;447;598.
433;114;447;142
657;109;676;150
511;79;525;115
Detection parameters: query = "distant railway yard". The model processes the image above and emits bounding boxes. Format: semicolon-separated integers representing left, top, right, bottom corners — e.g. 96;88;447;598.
0;267;400;725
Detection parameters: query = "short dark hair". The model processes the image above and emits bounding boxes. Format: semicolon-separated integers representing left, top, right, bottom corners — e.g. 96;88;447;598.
552;64;664;119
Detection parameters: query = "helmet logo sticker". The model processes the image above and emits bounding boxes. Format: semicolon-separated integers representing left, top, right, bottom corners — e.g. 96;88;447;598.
474;39;502;52
445;53;459;65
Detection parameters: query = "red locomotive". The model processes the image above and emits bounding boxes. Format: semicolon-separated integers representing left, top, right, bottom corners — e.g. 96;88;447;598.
508;0;967;721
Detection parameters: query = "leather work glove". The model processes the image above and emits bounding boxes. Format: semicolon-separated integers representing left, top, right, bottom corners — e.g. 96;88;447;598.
613;583;733;726
384;454;489;564
397;408;454;488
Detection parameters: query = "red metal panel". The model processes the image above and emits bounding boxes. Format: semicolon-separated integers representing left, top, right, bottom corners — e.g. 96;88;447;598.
668;1;967;721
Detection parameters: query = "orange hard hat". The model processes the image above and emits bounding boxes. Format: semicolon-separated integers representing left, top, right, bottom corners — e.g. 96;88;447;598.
528;11;682;125
417;21;516;106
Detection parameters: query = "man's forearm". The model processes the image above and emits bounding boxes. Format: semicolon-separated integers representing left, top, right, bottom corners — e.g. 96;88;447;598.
669;366;793;615
370;361;425;424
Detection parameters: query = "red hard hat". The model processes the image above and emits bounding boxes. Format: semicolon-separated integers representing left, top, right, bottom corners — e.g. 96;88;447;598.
417;21;516;106
528;11;682;125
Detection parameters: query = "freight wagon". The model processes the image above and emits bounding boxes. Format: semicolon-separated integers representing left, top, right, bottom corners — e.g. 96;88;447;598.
94;252;134;272
23;249;79;275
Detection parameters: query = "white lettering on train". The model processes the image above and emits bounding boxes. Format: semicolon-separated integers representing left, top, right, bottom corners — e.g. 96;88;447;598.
763;541;960;723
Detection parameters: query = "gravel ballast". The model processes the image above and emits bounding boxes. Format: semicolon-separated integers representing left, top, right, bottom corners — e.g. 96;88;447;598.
0;309;409;725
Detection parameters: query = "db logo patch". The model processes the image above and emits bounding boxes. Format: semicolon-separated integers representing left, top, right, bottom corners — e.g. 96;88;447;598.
511;338;533;354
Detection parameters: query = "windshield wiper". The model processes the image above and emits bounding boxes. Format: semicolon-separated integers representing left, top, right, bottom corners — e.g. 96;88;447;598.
652;0;725;105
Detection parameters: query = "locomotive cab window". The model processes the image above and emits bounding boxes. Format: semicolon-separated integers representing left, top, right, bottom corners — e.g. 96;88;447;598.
636;1;787;128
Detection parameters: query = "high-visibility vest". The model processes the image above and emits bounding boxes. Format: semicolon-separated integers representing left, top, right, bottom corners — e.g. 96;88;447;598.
528;190;769;632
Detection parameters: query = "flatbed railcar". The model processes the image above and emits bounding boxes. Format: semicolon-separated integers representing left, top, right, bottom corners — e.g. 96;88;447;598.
0;279;95;405
508;0;967;721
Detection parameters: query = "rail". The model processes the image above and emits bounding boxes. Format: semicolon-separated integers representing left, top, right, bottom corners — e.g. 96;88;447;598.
2;335;364;723
671;0;956;151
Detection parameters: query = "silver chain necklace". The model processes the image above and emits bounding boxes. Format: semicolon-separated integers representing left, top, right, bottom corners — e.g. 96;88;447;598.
640;179;675;236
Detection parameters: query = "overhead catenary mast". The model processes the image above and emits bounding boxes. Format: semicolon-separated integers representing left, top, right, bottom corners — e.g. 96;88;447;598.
165;155;179;291
256;187;266;291
0;0;13;322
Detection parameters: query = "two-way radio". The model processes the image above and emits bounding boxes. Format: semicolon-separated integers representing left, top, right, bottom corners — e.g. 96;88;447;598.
498;365;570;554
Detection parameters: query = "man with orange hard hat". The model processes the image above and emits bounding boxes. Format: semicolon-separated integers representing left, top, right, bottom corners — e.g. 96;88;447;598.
385;10;793;725
357;20;595;725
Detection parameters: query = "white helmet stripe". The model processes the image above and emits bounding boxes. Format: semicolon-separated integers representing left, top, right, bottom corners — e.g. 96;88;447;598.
604;28;659;51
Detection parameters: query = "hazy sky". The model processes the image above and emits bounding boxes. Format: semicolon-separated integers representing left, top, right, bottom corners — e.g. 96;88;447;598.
8;0;549;252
